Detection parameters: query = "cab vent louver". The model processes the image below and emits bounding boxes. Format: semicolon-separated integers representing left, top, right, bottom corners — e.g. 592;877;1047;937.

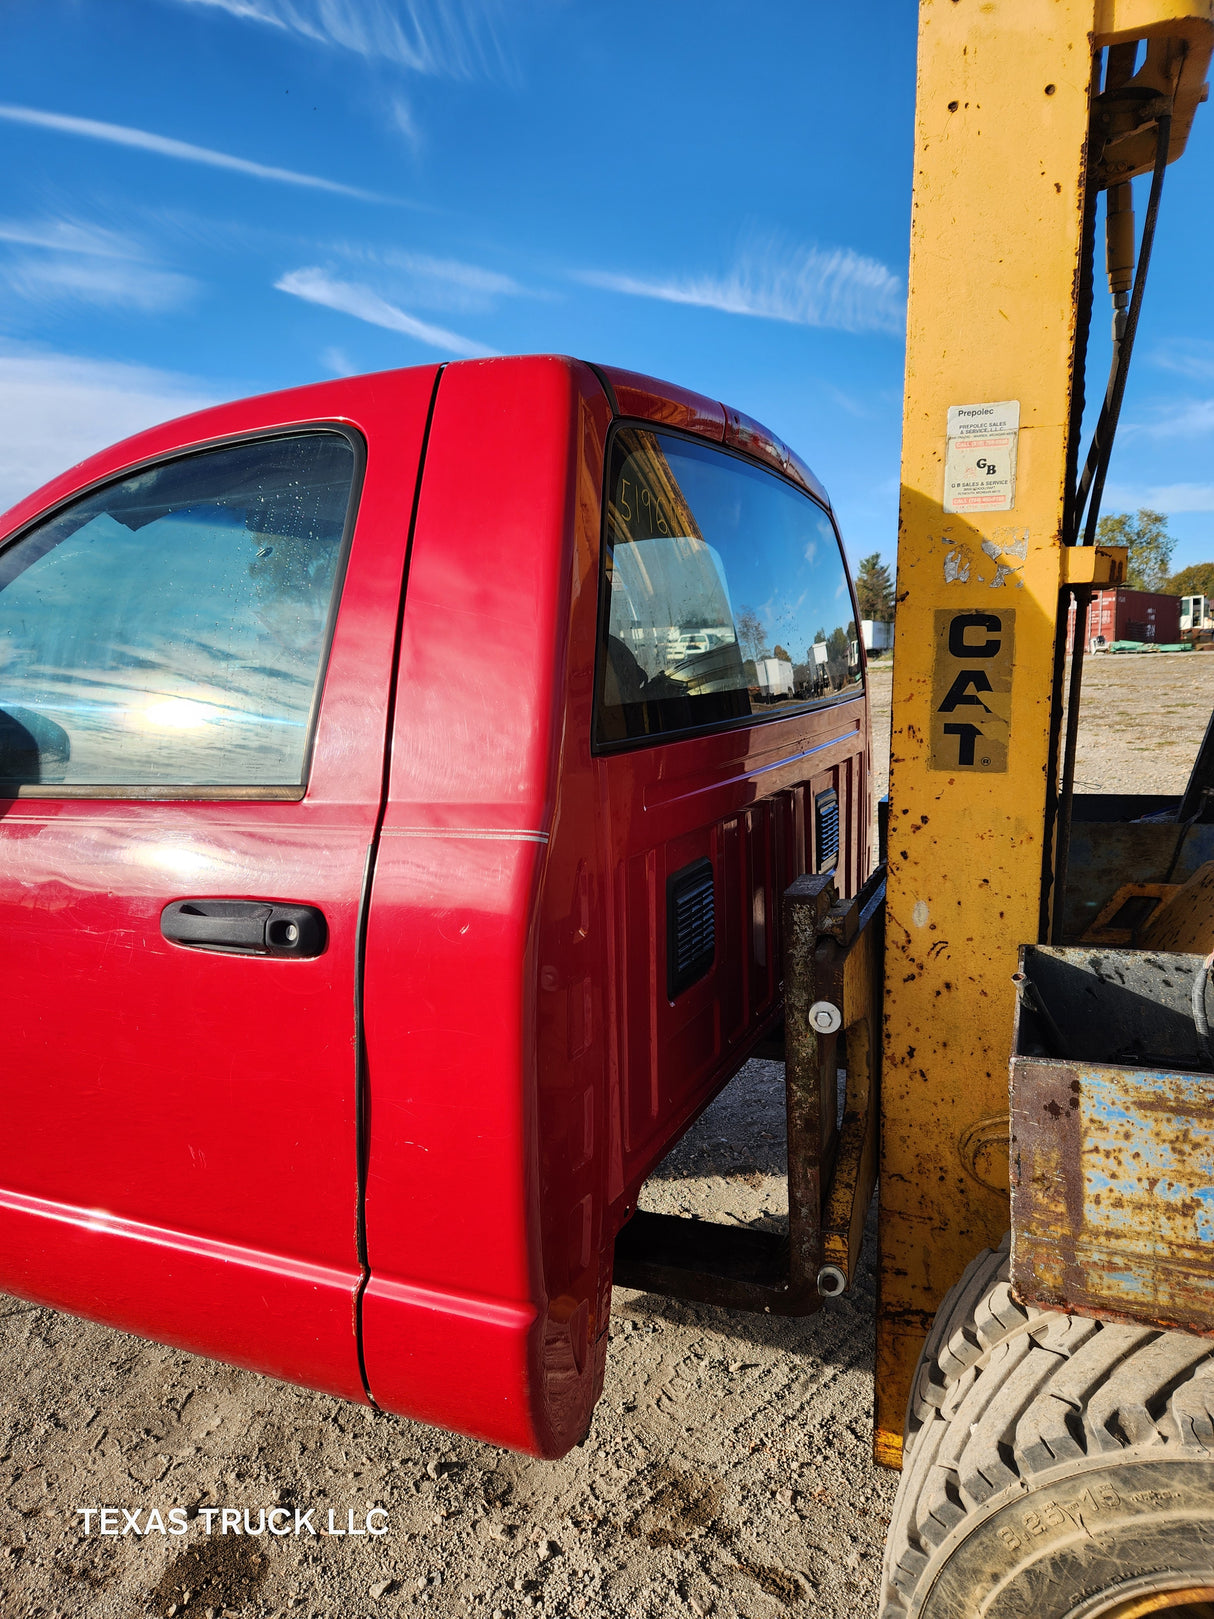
667;858;715;1000
815;788;840;874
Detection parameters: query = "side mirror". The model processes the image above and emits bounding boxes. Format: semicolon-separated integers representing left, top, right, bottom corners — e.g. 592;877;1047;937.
0;705;71;784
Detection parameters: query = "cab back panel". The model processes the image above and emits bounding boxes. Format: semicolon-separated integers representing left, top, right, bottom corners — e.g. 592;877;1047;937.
601;706;866;1194
360;357;867;1457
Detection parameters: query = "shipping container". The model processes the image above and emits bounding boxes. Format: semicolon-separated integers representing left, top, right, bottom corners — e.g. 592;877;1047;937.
1067;587;1181;651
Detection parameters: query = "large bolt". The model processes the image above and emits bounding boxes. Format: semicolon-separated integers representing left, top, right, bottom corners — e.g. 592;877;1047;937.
808;1000;842;1035
817;1264;847;1298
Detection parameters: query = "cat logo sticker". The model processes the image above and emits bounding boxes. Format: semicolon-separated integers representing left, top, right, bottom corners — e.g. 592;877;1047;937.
929;609;1014;772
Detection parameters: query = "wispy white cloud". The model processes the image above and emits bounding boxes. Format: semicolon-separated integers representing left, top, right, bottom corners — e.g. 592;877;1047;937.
1151;338;1214;382
134;206;310;259
173;0;282;19
321;345;358;377
276;267;496;357
1122;398;1214;438
820;382;874;419
164;0;515;79
0;213;198;313
578;238;905;337
389;95;423;152
0;217;139;259
333;244;524;314
379;250;520;298
3;255;197;312
1104;481;1214;513
0;348;216;517
0;103;390;203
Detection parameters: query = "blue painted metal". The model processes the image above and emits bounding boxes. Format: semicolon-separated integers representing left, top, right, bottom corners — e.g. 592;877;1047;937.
1010;945;1214;1337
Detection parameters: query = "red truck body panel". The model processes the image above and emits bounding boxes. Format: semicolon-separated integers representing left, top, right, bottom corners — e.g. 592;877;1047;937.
0;365;439;1401
0;355;868;1457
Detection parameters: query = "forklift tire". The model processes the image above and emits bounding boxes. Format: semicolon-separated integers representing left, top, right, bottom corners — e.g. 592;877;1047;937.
880;1235;1214;1618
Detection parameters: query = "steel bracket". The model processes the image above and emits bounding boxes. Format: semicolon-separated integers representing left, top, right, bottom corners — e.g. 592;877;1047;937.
1060;544;1128;586
613;867;885;1315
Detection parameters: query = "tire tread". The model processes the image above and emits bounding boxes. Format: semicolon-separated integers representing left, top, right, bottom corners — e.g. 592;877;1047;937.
880;1240;1214;1617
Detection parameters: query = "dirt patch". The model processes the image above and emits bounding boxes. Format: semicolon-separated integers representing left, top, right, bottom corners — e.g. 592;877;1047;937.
732;1557;807;1607
150;1535;268;1614
0;1066;889;1619
1068;651;1214;794
627;1464;724;1548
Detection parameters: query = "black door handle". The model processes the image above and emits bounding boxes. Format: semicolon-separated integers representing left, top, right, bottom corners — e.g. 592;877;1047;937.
161;899;327;958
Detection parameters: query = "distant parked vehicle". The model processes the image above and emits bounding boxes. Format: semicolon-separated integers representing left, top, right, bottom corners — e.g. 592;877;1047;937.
753;655;796;699
1180;592;1214;636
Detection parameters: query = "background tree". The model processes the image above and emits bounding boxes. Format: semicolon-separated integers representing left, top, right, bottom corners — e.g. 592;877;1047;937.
1165;560;1214;599
855;553;895;622
735;606;768;666
824;624;850;690
1096;509;1175;591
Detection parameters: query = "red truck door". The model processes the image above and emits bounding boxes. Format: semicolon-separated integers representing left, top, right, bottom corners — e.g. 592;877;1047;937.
0;369;436;1397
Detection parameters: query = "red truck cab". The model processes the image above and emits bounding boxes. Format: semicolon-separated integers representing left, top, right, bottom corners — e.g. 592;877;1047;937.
0;355;868;1457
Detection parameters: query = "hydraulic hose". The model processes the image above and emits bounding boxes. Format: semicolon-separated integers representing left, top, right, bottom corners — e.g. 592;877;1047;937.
1050;110;1172;944
1075;111;1172;546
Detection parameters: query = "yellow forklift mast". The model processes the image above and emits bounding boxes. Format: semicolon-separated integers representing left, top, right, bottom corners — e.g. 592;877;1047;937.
870;7;1214;1615
601;7;1214;1609
879;0;1213;1471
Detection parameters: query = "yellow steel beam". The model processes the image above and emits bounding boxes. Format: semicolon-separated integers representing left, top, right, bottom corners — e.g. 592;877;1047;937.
1060;543;1128;585
877;0;1212;1469
1098;0;1213;44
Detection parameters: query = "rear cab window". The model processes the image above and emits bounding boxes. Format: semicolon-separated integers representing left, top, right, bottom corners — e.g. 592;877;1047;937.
595;425;861;747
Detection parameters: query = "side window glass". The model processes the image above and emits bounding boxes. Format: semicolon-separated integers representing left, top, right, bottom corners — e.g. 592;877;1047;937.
596;427;861;746
0;432;357;791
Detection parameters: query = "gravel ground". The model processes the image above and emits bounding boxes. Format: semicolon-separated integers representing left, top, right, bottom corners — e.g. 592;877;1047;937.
3;649;1208;1619
1066;648;1214;794
0;1070;889;1619
864;645;1214;805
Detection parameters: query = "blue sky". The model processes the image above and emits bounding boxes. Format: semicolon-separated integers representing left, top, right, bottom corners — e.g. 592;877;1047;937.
0;0;1210;574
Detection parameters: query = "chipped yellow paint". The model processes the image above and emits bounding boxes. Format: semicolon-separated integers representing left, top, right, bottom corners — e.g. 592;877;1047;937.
877;0;1212;1466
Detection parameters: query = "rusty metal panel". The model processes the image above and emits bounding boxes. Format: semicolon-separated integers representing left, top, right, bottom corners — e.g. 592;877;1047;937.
820;1008;879;1284
1061;793;1214;941
1011;945;1214;1336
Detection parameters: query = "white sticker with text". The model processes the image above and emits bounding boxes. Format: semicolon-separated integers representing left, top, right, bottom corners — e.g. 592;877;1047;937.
944;400;1020;513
